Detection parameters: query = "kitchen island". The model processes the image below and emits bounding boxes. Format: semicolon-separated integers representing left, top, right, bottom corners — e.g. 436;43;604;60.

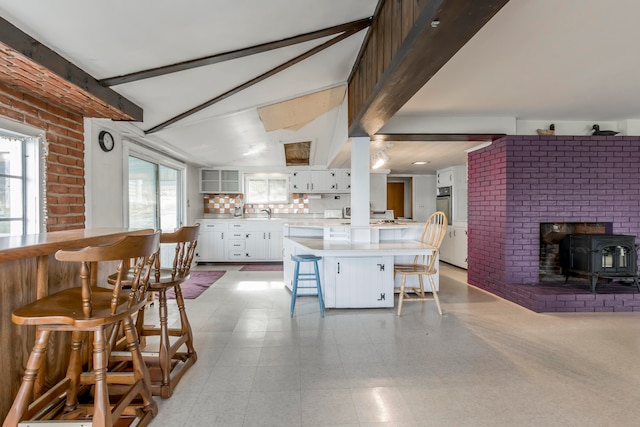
283;220;437;309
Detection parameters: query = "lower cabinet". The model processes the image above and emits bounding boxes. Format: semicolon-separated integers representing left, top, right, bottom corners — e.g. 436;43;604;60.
197;219;283;262
439;226;467;269
195;222;227;262
324;256;394;308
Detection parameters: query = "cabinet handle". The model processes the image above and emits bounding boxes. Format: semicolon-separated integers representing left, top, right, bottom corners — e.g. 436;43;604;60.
378;293;385;301
221;232;224;239
377;264;385;271
337;262;340;274
269;232;271;239
453;230;456;237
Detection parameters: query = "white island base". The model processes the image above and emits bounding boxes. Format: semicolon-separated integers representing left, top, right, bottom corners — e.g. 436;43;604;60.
283;236;438;309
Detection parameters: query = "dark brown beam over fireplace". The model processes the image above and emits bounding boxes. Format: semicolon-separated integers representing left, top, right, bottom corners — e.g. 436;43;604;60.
347;0;511;137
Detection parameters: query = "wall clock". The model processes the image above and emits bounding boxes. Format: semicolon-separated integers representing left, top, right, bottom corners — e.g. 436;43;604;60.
98;130;115;152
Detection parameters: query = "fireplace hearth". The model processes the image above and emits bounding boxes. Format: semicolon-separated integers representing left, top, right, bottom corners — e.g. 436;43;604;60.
560;234;640;293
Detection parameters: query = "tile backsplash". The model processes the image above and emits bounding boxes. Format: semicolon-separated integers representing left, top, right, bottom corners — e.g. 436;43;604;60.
204;193;309;215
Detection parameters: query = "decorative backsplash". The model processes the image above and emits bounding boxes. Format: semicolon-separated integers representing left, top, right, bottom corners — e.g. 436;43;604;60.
203;193;309;215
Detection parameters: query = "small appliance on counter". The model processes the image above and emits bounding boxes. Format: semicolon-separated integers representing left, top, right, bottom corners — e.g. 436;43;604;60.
323;209;343;219
370;210;394;220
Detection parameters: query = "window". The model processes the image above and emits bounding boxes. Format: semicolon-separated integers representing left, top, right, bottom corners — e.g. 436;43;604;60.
128;156;182;231
244;173;289;204
0;129;40;236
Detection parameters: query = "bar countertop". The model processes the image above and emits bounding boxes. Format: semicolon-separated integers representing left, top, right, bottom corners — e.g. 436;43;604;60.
0;227;154;263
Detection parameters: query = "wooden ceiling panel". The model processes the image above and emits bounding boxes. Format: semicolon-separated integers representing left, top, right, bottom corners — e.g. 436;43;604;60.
258;85;346;132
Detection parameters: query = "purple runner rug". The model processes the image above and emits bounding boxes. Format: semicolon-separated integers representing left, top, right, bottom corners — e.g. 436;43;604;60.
166;271;226;299
240;263;284;272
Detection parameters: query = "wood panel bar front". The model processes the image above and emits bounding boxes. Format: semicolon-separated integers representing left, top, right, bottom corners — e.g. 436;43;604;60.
0;228;153;422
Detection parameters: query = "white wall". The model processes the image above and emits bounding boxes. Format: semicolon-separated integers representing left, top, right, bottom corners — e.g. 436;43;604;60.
85;119;193;230
84;119;126;228
369;173;387;211
412;175;436;223
186;164;202;224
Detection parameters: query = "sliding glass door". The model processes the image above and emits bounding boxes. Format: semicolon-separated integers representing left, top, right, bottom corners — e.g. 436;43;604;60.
128;156;182;231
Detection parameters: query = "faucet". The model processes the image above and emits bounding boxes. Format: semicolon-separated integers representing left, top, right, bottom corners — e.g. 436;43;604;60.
262;208;272;219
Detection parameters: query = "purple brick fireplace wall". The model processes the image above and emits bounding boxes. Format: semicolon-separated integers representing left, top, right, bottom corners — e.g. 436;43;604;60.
467;135;640;311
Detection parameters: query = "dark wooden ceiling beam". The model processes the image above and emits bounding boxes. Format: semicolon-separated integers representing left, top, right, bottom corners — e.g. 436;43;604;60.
145;25;367;134
0;17;143;121
101;18;372;87
372;133;505;142
348;0;511;137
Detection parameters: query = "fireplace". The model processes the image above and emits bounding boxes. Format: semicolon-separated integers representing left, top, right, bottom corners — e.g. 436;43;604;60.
560;234;639;293
539;222;610;282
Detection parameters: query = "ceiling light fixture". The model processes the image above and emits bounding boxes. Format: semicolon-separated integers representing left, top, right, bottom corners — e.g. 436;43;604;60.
412;161;429;165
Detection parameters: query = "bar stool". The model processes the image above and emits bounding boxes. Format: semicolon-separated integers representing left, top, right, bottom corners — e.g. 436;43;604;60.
290;254;324;317
109;224;200;398
3;231;160;427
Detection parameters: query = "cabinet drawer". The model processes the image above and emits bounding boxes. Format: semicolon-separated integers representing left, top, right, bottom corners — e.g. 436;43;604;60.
229;232;246;239
229;222;253;231
228;251;246;260
228;240;245;250
200;222;227;231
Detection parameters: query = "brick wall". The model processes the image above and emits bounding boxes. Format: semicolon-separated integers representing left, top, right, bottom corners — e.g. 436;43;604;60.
0;82;85;231
468;136;640;294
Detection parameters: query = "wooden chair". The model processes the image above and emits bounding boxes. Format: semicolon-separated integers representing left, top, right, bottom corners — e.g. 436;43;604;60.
3;231;160;427
109;224;200;398
394;211;448;316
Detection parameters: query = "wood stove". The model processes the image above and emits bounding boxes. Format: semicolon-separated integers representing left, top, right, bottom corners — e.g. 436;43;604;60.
560;234;639;293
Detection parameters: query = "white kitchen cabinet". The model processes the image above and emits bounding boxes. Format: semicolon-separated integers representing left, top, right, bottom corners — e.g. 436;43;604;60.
439;226;467;269
334;169;351;192
289;169;351;193
451;165;467;224
199;169;241;193
195;221;227;261
266;229;283;260
290;170;310;192
453;227;468;269
228;220;283;261
196;220;283;262
436;168;453;187
324;256;394;308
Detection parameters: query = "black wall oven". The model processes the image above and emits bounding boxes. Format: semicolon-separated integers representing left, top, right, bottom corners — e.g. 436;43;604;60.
436;186;452;225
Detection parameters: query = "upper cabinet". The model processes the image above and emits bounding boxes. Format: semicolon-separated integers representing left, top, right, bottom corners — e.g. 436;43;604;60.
436;169;453;187
290;169;351;194
334;169;351;192
200;169;241;193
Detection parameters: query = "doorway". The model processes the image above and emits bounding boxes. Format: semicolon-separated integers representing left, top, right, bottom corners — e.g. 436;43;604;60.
387;178;412;219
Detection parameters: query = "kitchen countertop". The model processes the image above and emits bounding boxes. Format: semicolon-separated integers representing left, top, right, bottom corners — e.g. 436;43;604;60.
197;217;421;229
285;236;435;256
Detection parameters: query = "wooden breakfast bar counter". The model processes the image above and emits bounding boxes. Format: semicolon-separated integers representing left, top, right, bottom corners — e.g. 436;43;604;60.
0;227;152;422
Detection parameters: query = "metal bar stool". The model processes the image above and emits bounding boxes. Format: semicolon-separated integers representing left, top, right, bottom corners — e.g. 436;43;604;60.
290;254;324;317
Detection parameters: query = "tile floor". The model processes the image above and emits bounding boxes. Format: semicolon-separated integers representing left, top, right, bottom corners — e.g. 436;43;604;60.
148;263;640;426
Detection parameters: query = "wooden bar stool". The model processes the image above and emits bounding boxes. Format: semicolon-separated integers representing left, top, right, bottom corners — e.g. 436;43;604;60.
3;231;160;427
290;254;324;317
109;224;200;398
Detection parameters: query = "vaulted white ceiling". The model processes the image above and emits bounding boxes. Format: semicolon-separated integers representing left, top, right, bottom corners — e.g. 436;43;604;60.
1;0;640;174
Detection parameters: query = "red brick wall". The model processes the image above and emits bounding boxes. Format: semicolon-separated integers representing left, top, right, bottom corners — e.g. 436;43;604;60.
0;81;85;231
